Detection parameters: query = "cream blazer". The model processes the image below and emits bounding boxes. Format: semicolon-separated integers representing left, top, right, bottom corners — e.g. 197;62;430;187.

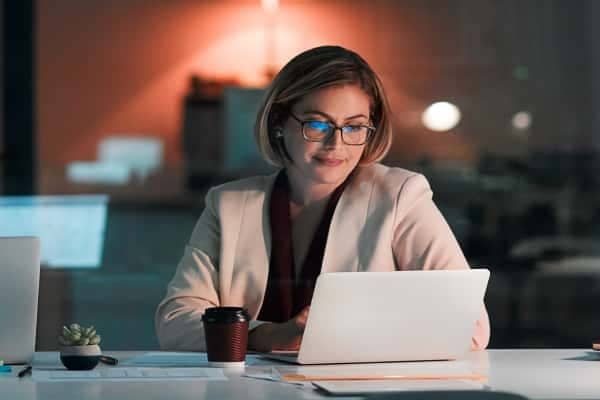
156;163;490;351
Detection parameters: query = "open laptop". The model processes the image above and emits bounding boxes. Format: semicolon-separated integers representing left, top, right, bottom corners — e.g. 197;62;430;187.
0;237;40;364
263;269;489;364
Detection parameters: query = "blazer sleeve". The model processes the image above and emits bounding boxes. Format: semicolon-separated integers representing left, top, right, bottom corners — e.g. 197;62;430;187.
155;188;221;351
391;174;490;350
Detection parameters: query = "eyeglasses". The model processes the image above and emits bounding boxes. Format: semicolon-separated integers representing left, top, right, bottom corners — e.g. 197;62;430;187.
289;112;374;146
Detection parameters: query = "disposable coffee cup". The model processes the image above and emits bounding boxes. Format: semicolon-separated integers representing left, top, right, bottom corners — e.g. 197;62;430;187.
202;307;250;368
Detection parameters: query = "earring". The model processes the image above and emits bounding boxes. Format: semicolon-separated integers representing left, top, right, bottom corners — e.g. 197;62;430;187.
274;128;283;138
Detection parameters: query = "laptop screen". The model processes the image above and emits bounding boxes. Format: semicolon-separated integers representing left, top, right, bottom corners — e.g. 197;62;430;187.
0;195;108;268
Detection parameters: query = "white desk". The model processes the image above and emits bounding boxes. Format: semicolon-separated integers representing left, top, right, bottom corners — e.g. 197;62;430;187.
0;349;598;399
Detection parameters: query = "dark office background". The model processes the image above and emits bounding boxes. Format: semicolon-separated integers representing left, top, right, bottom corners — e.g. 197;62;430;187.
2;0;600;350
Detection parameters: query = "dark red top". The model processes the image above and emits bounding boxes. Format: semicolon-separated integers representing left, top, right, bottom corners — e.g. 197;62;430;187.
257;170;349;322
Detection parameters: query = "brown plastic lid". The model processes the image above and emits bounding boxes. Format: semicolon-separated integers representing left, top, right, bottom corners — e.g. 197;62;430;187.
202;307;250;324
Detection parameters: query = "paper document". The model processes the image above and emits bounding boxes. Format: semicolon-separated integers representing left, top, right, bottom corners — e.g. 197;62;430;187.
244;368;281;383
32;367;227;382
244;367;312;389
123;352;262;367
122;352;209;367
313;379;487;395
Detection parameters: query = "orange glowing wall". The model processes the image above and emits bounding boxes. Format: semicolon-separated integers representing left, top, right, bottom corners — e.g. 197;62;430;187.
37;0;477;169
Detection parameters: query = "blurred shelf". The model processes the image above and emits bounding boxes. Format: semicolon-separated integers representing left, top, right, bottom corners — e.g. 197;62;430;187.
38;165;208;208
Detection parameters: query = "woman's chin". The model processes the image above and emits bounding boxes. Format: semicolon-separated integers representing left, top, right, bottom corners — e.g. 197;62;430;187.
309;166;351;185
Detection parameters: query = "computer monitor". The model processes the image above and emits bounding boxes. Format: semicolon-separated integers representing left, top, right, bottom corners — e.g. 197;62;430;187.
0;195;108;268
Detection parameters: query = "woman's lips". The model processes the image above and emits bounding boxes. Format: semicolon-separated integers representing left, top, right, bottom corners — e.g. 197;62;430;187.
314;156;343;166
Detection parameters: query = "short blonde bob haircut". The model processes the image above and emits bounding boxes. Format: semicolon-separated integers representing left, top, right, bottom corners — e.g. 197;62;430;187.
255;45;393;167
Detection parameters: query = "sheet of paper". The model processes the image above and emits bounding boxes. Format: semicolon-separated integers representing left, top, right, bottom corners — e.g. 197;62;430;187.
284;360;479;379
313;379;487;395
122;352;209;367
244;367;284;383
32;367;227;382
123;352;261;367
243;367;312;389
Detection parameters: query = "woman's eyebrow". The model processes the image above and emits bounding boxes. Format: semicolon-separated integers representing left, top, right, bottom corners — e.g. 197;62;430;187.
298;110;333;119
344;113;370;122
299;110;369;122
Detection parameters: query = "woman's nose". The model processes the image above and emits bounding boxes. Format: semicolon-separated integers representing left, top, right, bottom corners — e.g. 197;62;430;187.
323;127;344;148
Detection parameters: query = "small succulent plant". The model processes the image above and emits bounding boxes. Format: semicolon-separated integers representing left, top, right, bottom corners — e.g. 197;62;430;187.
58;323;101;346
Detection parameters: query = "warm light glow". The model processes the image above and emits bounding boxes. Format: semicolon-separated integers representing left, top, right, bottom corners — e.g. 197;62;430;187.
421;101;461;132
38;0;360;167
262;0;279;13
512;111;532;130
192;28;320;87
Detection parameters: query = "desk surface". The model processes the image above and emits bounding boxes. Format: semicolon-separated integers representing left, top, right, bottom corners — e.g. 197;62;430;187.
0;349;598;400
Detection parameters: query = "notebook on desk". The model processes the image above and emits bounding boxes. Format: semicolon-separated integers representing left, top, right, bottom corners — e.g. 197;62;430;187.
262;269;489;365
0;237;40;364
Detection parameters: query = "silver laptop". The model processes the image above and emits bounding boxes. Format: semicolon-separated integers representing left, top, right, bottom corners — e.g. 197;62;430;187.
0;237;40;364
263;269;489;364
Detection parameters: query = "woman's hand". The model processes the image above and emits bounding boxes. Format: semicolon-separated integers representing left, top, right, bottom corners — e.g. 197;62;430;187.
248;307;310;352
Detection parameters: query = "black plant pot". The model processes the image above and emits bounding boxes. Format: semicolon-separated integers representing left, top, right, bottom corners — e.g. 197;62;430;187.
59;345;101;371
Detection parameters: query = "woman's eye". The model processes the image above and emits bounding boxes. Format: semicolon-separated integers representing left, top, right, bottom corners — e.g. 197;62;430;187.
343;125;362;133
307;121;330;132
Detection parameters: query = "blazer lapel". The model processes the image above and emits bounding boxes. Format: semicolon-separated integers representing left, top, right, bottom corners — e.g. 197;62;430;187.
321;165;376;273
235;171;278;318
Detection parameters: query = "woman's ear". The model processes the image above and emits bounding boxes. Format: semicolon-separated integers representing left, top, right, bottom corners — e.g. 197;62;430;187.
269;103;286;135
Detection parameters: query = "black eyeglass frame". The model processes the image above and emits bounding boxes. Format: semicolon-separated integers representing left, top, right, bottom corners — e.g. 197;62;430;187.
288;112;375;146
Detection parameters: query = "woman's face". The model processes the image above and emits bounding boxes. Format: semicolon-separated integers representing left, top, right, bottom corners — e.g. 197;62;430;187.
281;84;371;189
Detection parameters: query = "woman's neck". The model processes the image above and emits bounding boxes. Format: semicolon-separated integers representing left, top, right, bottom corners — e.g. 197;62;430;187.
285;169;339;207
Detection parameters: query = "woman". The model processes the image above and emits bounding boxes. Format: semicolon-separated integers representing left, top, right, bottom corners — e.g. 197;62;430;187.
156;45;490;352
